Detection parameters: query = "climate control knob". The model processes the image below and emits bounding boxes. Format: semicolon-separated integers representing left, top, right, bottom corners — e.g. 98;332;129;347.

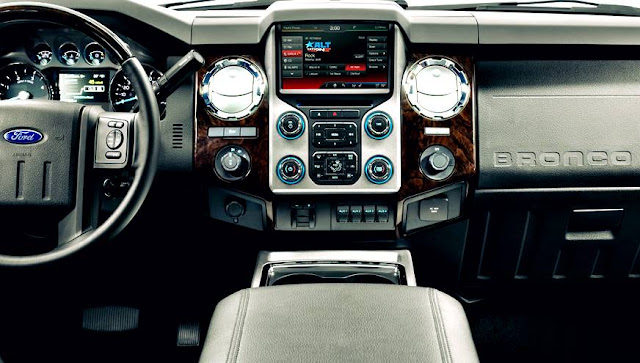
214;145;251;182
277;112;305;140
365;156;393;184
277;156;305;185
420;145;455;181
365;112;392;140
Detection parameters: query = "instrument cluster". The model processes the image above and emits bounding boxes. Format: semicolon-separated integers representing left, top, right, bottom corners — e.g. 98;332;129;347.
0;28;164;113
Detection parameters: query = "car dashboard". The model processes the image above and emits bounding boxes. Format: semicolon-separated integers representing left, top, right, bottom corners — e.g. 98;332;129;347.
3;0;640;288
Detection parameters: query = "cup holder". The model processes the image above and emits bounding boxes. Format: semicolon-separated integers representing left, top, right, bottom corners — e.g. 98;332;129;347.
263;262;405;286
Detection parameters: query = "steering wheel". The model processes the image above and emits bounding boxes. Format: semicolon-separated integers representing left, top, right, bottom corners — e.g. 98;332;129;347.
0;3;160;266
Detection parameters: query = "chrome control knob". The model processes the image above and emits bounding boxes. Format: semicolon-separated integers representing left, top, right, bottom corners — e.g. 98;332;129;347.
277;112;305;140
277;156;305;185
420;145;455;181
365;112;392;140
365;156;393;184
214;145;251;182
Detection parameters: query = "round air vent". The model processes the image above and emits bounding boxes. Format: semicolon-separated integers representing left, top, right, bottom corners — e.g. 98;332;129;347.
402;57;470;121
200;57;267;121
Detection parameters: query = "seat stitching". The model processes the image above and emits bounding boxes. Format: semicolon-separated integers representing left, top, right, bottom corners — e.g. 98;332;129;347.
434;291;453;363
227;290;249;363
429;288;447;363
232;289;250;363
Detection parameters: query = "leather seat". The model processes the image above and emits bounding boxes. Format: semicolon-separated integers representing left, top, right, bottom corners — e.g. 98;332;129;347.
199;284;479;363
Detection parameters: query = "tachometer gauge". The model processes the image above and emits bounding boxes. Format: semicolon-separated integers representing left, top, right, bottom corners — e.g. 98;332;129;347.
84;42;106;65
0;63;52;101
109;65;166;112
32;43;53;66
58;42;81;66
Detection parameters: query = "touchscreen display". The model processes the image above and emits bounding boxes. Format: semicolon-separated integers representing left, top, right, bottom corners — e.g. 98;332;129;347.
59;71;109;103
279;23;391;92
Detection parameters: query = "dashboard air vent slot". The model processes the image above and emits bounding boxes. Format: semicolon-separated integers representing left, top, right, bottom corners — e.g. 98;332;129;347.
171;123;184;149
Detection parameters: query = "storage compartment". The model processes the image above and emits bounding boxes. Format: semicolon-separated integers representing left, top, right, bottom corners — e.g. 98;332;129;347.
251;250;416;287
463;189;640;283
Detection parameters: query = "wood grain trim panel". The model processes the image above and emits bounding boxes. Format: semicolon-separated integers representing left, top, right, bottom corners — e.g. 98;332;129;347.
194;54;271;197
398;54;476;200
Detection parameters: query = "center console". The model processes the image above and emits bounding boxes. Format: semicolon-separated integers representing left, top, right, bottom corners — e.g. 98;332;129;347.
267;22;403;194
194;20;477;235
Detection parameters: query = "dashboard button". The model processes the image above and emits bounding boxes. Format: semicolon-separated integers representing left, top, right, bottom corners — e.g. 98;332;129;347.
310;110;328;119
208;127;224;138
419;198;448;222
327;110;342;118
363;205;376;223
376;205;389;223
342;110;360;119
224;127;241;138
240;127;258;137
324;128;346;140
337;205;349;223
350;206;363;223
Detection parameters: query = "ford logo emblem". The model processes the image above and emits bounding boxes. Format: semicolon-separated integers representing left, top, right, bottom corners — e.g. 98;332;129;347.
3;129;44;144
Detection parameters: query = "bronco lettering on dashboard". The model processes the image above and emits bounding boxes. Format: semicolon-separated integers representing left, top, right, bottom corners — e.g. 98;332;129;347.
493;151;632;167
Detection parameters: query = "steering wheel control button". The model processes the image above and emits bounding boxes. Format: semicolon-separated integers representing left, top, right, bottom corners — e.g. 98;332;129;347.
365;156;393;184
105;151;122;159
402;57;470;121
277;156;305;185
365;112;392;140
311;152;358;184
312;122;357;147
95;117;130;167
106;129;124;149
277;112;305;140
420;145;455;181
107;121;125;128
214;145;251;182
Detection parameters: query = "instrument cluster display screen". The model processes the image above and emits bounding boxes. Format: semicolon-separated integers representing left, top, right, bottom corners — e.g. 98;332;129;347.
279;23;392;93
58;70;109;104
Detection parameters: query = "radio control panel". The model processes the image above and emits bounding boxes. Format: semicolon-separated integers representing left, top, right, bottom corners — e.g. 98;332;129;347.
266;24;404;195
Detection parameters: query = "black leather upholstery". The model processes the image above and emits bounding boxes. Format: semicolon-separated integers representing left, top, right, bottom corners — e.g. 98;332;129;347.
199;284;479;363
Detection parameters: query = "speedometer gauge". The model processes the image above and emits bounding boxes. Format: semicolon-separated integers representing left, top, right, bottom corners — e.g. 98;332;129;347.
0;63;52;101
109;65;166;112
